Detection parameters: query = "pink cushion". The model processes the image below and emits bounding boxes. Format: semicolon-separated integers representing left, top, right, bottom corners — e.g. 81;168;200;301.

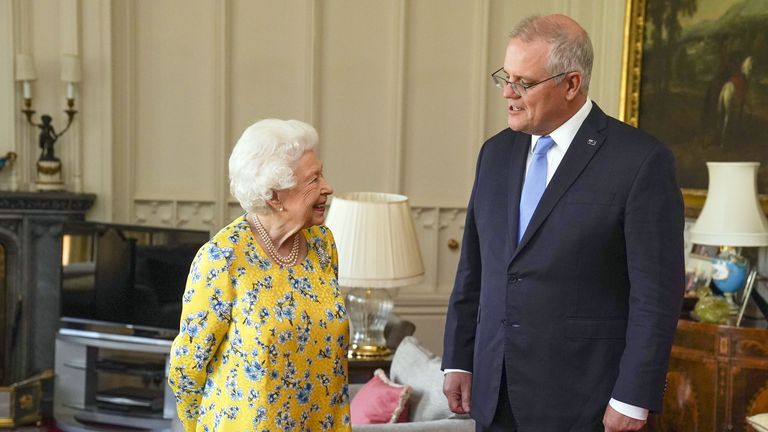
350;368;412;424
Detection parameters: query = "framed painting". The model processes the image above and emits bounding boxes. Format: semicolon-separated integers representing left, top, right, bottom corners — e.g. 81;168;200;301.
620;0;768;217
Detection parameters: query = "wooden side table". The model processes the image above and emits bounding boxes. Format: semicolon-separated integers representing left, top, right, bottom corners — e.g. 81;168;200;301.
347;355;394;384
647;319;768;432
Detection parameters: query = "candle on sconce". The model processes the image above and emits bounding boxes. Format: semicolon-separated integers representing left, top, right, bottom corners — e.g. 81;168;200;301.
60;54;81;100
15;53;37;100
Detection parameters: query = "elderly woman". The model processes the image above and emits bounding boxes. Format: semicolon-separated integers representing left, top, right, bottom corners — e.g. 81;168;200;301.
168;119;350;431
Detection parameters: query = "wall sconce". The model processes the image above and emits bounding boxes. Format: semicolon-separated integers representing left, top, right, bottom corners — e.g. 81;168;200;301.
15;53;81;191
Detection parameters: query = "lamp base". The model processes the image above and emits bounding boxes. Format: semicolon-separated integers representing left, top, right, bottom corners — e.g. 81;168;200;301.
345;287;396;359
347;344;393;359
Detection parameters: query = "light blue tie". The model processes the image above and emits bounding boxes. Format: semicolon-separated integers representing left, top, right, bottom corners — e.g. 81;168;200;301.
518;135;556;242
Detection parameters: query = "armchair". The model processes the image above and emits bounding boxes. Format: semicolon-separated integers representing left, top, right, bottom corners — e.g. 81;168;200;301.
350;336;475;432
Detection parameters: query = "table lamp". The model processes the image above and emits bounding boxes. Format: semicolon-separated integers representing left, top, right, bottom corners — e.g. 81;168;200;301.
689;162;768;313
324;192;424;358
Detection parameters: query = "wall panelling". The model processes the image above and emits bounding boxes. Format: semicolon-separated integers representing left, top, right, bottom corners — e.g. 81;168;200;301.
4;0;632;353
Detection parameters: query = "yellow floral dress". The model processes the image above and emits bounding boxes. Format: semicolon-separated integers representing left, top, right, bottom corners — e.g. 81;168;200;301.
168;216;351;432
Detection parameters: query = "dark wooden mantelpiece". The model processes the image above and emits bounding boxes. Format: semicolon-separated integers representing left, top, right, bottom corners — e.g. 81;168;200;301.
0;191;96;213
0;191;95;384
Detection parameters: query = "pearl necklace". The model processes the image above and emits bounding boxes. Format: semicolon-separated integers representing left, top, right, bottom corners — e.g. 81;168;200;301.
251;214;300;266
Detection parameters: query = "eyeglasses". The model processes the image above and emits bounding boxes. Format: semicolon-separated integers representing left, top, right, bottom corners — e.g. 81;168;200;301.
491;67;568;96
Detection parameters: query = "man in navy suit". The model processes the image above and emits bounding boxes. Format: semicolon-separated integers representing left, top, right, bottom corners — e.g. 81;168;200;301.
442;14;684;432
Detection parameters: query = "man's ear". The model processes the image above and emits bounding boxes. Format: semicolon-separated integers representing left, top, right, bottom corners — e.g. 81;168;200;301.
563;72;583;101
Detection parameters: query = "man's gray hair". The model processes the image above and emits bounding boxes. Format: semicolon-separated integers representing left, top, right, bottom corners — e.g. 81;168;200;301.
229;119;318;214
509;15;593;94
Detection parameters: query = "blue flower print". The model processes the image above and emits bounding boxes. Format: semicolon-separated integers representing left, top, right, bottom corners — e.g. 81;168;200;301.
168;220;351;432
276;401;297;432
190;266;202;284
274;292;297;325
288;275;317;302
252;406;267;427
300;259;315;273
205;268;220;284
227;231;240;244
207;243;235;264
245;248;271;271
225;371;243;401
202;377;215;398
296;325;310;353
316;373;331;395
320;413;335;431
244;360;266;382
209;289;232;322
297;382;313;405
258;306;270;323
278;330;293;345
247;389;260;408
182;287;196;303
333;357;344;377
182;310;208;341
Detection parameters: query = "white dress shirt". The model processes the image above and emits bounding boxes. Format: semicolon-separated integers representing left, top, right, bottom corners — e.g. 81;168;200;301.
444;98;648;421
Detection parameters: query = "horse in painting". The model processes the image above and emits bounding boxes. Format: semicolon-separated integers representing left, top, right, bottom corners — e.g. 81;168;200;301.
717;56;752;147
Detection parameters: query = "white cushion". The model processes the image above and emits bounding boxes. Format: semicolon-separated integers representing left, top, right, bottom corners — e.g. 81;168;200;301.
389;336;461;422
747;413;768;432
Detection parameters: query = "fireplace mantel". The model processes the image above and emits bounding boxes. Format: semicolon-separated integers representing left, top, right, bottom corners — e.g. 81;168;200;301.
0;191;95;384
0;192;96;213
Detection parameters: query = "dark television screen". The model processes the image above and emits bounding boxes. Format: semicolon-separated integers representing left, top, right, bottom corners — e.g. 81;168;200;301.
60;221;209;335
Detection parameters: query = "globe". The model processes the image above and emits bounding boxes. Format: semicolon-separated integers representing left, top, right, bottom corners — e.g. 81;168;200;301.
711;254;748;294
710;250;749;314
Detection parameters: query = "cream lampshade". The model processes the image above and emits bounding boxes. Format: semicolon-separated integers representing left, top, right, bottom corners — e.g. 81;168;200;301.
60;54;82;100
15;54;37;81
15;54;37;100
324;192;424;358
690;162;768;247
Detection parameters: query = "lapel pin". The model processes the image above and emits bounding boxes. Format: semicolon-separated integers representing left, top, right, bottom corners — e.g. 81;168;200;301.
586;138;597;146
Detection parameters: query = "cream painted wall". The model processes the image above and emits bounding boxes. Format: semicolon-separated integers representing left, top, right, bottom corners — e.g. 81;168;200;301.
2;0;627;355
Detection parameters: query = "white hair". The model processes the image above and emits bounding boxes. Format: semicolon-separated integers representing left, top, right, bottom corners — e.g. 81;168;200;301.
229;119;318;214
509;15;594;94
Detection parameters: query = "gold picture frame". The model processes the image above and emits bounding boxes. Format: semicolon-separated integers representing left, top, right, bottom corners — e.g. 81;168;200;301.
619;0;768;218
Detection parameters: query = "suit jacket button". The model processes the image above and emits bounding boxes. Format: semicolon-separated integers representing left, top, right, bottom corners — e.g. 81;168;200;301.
508;274;519;284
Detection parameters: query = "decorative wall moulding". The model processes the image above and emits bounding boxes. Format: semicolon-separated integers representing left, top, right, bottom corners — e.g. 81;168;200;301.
412;207;437;230
133;200;173;226
177;201;216;228
133;199;217;230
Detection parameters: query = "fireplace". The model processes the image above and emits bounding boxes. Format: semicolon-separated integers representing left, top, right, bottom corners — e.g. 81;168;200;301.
0;192;95;385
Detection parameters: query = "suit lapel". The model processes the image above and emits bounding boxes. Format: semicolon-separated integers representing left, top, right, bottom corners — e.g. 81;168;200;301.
507;132;530;254
511;105;609;261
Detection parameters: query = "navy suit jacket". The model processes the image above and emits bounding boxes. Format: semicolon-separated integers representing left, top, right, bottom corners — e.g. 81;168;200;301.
442;104;685;431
